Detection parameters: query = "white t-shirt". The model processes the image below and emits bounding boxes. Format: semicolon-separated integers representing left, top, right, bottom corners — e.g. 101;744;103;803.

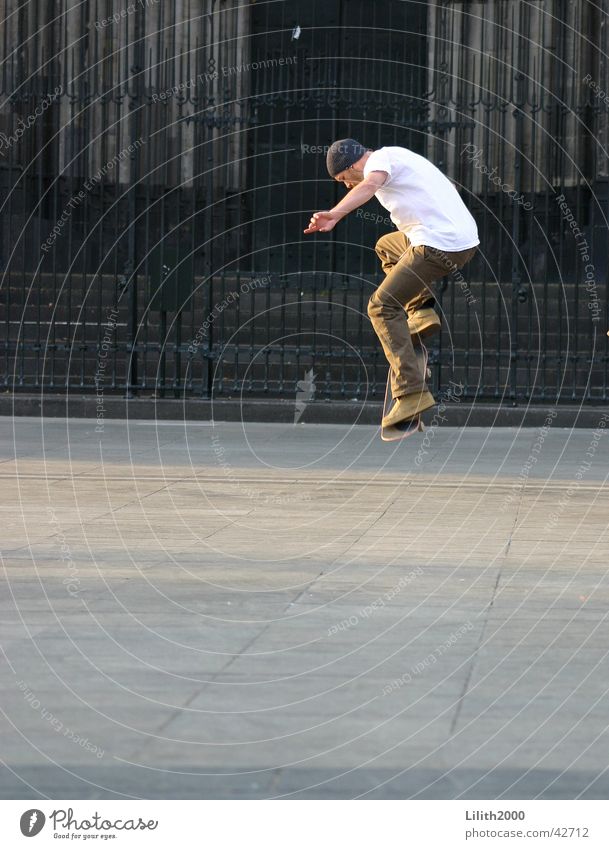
363;146;479;251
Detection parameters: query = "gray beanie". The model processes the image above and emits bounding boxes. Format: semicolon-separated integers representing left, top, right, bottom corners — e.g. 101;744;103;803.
326;138;367;177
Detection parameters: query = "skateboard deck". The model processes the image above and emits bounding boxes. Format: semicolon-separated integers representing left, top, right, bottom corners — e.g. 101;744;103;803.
381;343;429;442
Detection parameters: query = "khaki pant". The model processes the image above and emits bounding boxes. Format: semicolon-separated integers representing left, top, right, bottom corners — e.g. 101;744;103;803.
368;232;477;398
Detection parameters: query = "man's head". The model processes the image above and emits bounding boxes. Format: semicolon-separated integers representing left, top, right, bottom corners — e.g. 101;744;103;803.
326;138;371;188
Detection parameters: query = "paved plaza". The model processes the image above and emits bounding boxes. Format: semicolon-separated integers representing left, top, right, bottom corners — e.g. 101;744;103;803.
1;413;608;799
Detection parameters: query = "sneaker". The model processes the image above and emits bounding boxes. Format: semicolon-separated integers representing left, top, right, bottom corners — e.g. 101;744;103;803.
382;389;435;428
407;307;441;341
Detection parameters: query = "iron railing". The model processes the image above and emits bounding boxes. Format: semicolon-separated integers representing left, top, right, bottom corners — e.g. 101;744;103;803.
1;0;608;404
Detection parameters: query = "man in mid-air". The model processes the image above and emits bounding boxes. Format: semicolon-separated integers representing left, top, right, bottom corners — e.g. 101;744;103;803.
304;139;479;428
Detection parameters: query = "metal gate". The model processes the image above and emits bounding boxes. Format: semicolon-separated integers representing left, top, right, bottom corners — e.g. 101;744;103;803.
1;0;608;403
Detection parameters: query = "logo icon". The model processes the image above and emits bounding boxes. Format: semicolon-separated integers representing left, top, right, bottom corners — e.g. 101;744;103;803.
294;368;316;423
20;810;46;837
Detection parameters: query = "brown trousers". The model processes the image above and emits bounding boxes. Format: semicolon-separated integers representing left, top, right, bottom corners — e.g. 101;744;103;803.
368;232;477;398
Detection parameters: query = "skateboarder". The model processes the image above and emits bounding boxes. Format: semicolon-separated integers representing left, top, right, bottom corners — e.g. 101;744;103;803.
304;139;479;428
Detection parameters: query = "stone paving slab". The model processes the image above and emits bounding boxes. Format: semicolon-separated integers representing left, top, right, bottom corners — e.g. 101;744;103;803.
0;416;608;799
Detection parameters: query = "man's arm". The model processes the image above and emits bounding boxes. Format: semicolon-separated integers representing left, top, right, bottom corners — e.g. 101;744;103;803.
304;170;388;234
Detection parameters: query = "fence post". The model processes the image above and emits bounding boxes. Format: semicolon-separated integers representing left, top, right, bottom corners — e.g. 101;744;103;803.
510;67;526;405
125;23;144;398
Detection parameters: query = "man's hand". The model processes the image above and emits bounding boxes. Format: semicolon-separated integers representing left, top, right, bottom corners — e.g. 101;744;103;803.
303;172;387;235
304;211;340;234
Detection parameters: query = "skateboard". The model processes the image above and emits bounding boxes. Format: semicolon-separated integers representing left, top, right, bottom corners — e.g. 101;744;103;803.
381;342;429;442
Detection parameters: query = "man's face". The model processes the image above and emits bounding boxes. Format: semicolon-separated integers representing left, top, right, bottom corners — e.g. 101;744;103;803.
334;164;365;190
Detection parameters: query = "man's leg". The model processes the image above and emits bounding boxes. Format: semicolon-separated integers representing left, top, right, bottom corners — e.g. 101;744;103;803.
375;233;444;342
375;233;434;315
368;242;477;401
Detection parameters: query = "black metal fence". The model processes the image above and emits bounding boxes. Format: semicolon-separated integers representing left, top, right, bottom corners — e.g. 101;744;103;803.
1;0;608;404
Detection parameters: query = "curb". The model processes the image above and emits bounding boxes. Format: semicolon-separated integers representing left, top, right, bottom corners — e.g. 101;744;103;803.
0;394;605;428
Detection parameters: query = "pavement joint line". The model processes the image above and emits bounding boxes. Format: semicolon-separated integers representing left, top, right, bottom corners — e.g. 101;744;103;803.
502;429;535;558
0;472;607;494
0;475;243;553
121;599;289;765
445;440;531;737
284;497;400;611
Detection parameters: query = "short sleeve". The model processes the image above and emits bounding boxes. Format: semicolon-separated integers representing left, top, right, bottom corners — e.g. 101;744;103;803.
364;148;392;184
